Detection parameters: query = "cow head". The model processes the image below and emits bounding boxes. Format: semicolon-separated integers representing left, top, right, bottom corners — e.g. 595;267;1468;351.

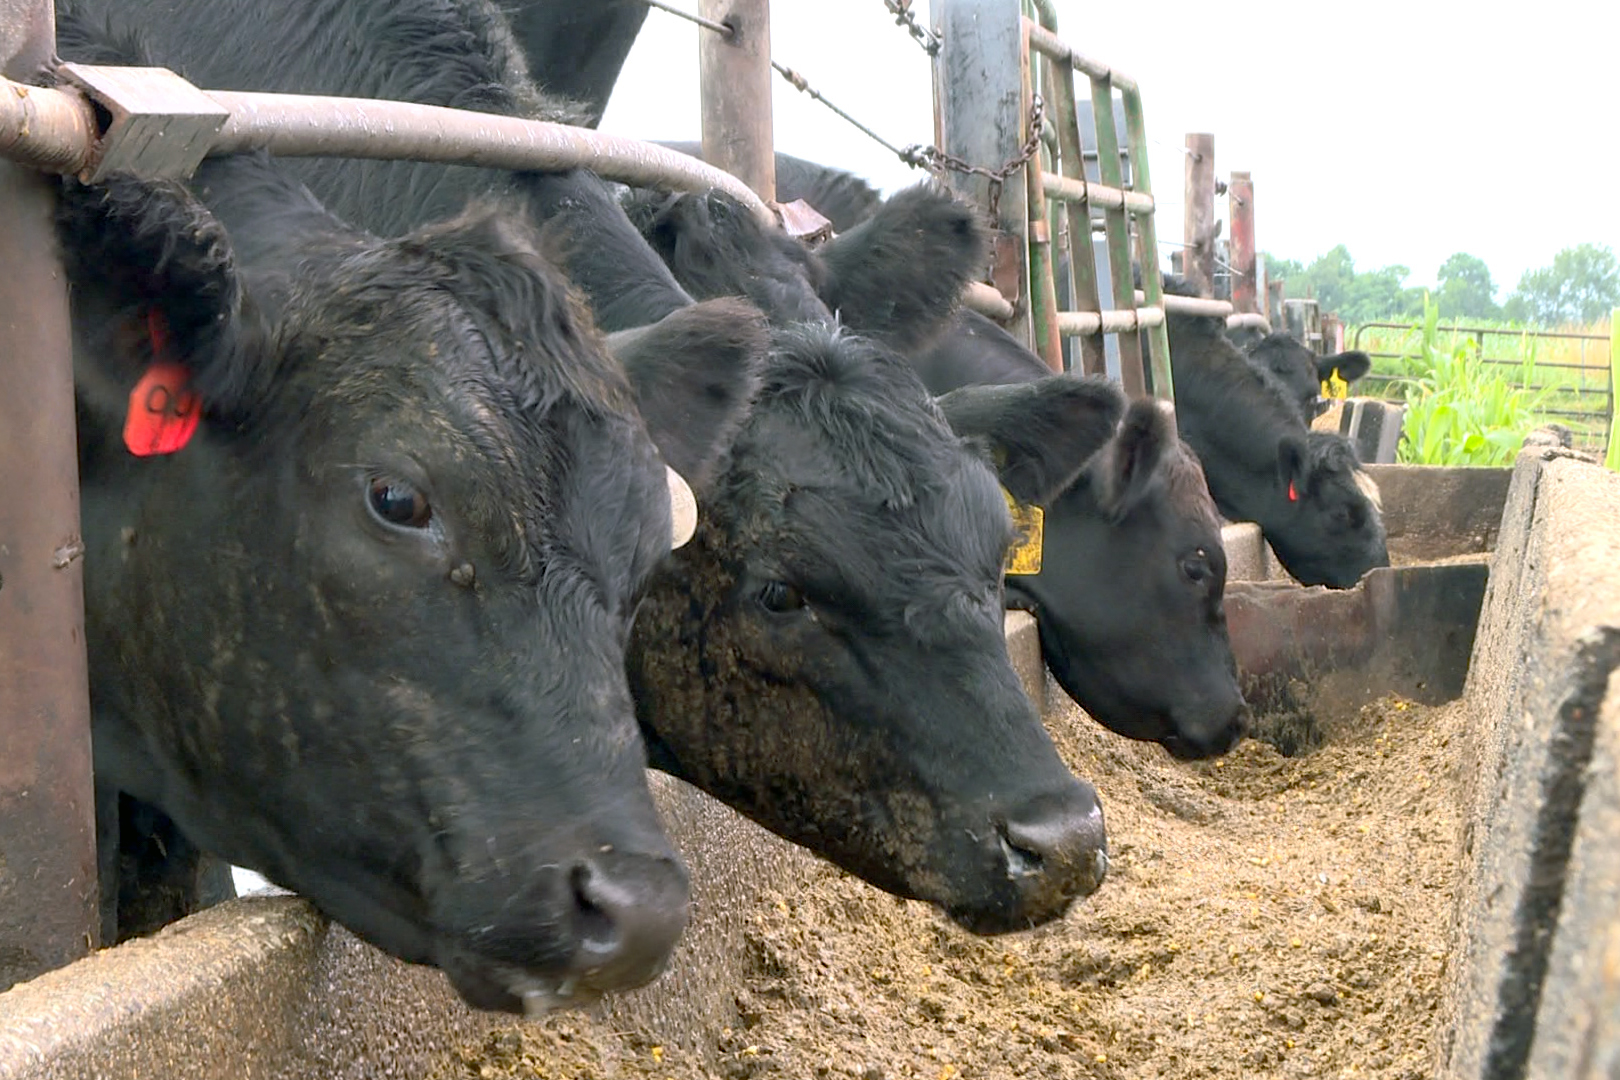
59;162;760;1014
940;390;1248;760
629;326;1115;934
1238;330;1371;422
1267;431;1391;588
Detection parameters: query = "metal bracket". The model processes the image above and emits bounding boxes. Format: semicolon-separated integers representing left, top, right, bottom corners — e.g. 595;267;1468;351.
774;198;833;245
56;63;228;183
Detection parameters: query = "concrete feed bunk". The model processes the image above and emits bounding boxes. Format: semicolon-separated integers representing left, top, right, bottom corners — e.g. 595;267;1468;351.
0;452;1615;1078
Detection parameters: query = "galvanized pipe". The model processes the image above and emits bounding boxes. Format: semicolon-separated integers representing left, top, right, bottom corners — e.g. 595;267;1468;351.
963;280;1016;321
0;74;778;224
0;0;100;992
1025;21;1140;95
1226;312;1271;332
1039;170;1153;213
1055;306;1165;336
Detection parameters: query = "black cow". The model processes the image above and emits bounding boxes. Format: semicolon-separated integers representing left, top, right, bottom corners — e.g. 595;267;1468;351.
1226;324;1372;424
64;0;1117;933
614;181;1246;759
56;140;772;1012
622;181;985;357
1159;275;1389;589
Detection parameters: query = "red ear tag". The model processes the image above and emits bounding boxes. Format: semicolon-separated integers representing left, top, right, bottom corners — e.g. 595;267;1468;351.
1287;480;1299;502
122;310;202;457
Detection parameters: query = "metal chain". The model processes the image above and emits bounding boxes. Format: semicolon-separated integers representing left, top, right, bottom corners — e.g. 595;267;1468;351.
900;94;1045;220
881;0;941;55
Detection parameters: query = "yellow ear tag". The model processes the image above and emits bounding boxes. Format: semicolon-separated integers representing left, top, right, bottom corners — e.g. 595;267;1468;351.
1321;368;1349;400
1002;487;1045;576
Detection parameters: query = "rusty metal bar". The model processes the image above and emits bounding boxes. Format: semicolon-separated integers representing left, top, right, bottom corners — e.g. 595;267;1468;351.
1039;171;1153;213
1082;68;1143;396
1182;132;1215;295
1228;170;1256;314
1025;21;1139;94
1121;86;1173;402
1021;22;1062;372
0;69;778;224
0;0;100;992
1056;306;1165;335
699;0;775;200
1037;20;1104;374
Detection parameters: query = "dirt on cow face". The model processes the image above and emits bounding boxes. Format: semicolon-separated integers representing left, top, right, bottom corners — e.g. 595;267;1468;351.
439;692;1464;1080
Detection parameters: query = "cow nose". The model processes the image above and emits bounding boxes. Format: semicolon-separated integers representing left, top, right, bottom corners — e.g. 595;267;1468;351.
568;851;690;993
997;784;1109;916
1166;712;1248;760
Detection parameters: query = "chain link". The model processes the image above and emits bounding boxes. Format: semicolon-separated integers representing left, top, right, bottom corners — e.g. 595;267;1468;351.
901;94;1045;220
882;0;941;55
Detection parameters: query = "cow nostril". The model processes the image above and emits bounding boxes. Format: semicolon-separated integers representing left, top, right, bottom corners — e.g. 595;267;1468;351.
997;829;1044;879
566;855;690;991
569;864;620;958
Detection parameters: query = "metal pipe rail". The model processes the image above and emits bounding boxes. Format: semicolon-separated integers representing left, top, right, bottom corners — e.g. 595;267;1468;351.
1040;170;1153;214
1056;306;1164;336
0;66;776;223
1025;21;1139;95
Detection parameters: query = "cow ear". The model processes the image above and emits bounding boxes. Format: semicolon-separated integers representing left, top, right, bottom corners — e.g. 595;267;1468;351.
1318;350;1371;383
57;173;262;427
1090;398;1170;520
606;297;767;489
936;375;1125;505
818;183;990;354
1276;432;1310;496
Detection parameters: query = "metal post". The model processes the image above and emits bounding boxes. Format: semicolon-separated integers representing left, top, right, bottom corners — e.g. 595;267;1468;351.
1228;170;1256;314
699;0;775;200
1606;308;1619;471
1182;132;1215;296
1021;29;1062;372
0;0;101;992
932;0;1031;347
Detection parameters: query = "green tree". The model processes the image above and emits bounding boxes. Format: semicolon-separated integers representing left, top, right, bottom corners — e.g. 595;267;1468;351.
1434;252;1500;320
1503;243;1620;325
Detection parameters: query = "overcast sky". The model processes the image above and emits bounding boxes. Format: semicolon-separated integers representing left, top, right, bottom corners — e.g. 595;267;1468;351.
602;0;1618;296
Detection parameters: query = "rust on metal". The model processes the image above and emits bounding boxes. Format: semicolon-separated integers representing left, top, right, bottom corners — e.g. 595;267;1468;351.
1228;170;1257;313
0;0;100;994
775;197;832;243
699;0;775;201
57;63;228;182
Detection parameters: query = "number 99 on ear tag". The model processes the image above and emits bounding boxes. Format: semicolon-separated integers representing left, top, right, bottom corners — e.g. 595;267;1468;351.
1002;488;1044;576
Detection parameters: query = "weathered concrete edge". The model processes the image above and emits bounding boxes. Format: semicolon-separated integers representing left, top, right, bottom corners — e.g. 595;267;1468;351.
0;617;1049;1080
1440;450;1620;1080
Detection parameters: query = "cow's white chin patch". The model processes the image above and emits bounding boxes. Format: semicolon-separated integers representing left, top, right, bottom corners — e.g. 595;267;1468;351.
667;466;698;549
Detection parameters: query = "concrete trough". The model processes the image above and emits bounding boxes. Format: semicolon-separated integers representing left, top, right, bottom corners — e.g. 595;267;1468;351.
5;453;1618;1078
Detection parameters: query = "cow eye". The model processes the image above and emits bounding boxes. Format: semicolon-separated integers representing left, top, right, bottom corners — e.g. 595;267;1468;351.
1181;548;1211;584
758;580;807;614
367;476;433;529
